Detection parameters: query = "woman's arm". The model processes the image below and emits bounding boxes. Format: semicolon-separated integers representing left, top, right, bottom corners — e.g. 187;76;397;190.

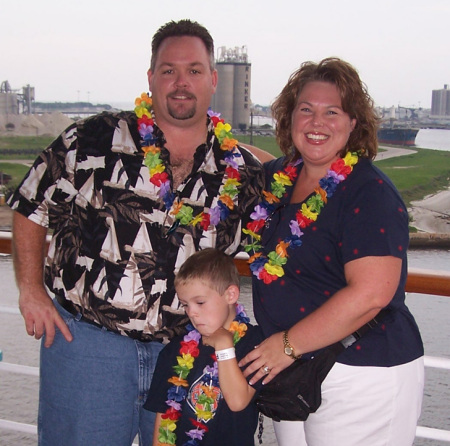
240;255;401;384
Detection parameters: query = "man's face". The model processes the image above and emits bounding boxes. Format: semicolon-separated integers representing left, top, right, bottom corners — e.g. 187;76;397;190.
148;36;217;128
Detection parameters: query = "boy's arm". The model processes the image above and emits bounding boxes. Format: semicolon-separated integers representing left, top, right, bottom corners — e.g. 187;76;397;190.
203;328;256;412
152;413;163;446
216;357;256;411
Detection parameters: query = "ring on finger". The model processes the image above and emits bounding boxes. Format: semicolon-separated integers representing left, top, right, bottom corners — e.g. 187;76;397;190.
261;365;271;374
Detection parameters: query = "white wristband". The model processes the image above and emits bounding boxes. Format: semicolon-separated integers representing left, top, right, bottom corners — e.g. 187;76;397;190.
215;347;236;361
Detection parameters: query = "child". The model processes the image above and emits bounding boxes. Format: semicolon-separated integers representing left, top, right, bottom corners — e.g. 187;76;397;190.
144;248;264;446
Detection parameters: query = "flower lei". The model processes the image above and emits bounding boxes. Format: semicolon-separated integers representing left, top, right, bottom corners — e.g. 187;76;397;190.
134;93;243;231
243;152;359;284
158;304;249;446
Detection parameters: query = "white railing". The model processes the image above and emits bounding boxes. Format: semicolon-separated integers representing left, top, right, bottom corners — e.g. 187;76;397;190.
1;302;449;443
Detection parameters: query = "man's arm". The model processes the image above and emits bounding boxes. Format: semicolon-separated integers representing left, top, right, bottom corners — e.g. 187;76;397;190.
240;143;275;163
12;211;72;347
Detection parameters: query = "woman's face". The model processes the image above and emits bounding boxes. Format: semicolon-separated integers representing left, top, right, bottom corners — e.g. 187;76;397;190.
291;81;356;168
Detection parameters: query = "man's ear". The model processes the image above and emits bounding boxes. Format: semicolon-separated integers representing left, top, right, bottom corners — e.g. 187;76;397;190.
211;69;218;94
147;68;153;92
224;285;239;305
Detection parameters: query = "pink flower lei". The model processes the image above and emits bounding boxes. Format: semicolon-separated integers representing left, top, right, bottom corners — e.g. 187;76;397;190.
134;93;243;231
157;304;250;446
243;152;359;284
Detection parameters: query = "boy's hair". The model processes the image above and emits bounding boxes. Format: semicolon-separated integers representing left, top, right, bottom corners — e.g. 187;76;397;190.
151;19;215;71
175;248;240;295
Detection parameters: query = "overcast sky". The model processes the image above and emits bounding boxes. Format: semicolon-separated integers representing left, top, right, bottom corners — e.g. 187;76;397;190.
2;0;449;110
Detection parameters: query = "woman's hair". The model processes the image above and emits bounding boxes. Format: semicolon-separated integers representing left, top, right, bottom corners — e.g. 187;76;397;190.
271;57;379;161
175;248;240;295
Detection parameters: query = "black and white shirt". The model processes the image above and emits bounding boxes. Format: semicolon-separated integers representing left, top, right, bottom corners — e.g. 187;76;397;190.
9;111;264;342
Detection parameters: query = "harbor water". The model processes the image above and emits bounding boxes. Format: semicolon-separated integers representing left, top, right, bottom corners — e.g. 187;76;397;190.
415;129;450;152
0;249;449;445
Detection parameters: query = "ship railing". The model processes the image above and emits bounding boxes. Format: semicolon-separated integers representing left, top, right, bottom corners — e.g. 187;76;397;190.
0;234;449;443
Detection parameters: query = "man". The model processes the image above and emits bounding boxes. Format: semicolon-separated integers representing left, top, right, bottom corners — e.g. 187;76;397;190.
9;19;270;445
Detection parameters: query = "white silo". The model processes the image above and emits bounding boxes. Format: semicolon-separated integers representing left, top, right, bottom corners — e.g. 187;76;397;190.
211;46;251;130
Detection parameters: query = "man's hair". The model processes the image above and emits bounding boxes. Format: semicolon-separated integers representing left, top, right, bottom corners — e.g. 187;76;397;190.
175;248;240;295
271;57;379;161
150;19;215;71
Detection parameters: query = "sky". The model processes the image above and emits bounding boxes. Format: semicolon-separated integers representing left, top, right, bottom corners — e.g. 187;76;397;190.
1;0;449;110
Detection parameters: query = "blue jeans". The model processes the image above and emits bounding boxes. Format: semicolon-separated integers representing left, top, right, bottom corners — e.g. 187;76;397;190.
38;299;164;446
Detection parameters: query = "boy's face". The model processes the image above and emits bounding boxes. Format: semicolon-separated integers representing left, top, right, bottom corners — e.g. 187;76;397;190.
176;279;237;337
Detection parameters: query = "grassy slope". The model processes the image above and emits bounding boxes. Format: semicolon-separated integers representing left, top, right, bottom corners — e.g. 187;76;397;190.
1;135;449;207
374;149;450;206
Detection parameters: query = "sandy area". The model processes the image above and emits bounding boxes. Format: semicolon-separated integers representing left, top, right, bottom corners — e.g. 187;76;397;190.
409;188;450;233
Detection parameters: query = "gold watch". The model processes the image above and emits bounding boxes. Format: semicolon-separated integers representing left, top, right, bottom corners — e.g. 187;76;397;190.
283;330;302;360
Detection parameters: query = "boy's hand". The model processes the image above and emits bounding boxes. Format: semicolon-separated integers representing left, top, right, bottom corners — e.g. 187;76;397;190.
202;327;234;351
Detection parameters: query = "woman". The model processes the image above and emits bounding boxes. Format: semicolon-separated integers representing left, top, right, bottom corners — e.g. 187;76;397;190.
240;58;424;446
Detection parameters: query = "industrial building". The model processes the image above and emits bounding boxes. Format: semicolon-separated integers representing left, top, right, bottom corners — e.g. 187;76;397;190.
0;81;34;115
431;85;450;117
210;46;251;130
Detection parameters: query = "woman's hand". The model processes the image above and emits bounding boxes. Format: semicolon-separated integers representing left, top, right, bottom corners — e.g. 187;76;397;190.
238;332;294;385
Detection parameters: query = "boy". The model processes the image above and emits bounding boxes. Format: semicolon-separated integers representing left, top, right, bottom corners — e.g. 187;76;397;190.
144;248;264;445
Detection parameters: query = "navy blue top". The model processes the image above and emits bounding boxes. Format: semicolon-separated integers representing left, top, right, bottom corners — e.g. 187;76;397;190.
252;157;423;367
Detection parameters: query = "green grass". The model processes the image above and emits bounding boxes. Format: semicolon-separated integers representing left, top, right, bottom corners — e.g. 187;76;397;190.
238;134;282;157
0;135;53;150
374;148;450;206
0;135;53;159
0;162;30;179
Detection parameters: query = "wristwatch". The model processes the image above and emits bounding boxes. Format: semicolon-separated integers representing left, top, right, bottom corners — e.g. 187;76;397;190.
283;330;302;360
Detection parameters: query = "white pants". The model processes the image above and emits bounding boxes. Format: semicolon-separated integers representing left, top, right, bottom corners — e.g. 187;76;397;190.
273;357;424;446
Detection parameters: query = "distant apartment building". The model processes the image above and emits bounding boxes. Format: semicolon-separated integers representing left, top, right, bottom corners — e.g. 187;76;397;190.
431;84;450;117
210;46;251;130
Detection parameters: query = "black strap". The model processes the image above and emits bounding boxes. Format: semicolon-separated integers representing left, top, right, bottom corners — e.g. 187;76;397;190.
330;308;390;355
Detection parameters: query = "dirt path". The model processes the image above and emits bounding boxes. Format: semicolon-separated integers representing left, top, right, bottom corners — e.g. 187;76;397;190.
375;146;417;160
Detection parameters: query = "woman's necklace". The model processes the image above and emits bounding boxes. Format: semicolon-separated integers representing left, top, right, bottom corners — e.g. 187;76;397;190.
134;93;243;231
243;152;359;284
157;304;250;446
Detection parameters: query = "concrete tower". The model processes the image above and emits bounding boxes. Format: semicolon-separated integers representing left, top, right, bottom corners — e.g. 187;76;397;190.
211;46;251;130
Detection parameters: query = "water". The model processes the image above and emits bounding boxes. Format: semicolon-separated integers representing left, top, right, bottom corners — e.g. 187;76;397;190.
0;250;449;445
415;129;450;152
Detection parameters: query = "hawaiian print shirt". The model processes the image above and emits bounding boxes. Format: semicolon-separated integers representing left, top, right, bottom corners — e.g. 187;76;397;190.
8;111;264;342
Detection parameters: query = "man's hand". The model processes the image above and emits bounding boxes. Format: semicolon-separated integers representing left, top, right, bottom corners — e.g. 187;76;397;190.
19;288;73;347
